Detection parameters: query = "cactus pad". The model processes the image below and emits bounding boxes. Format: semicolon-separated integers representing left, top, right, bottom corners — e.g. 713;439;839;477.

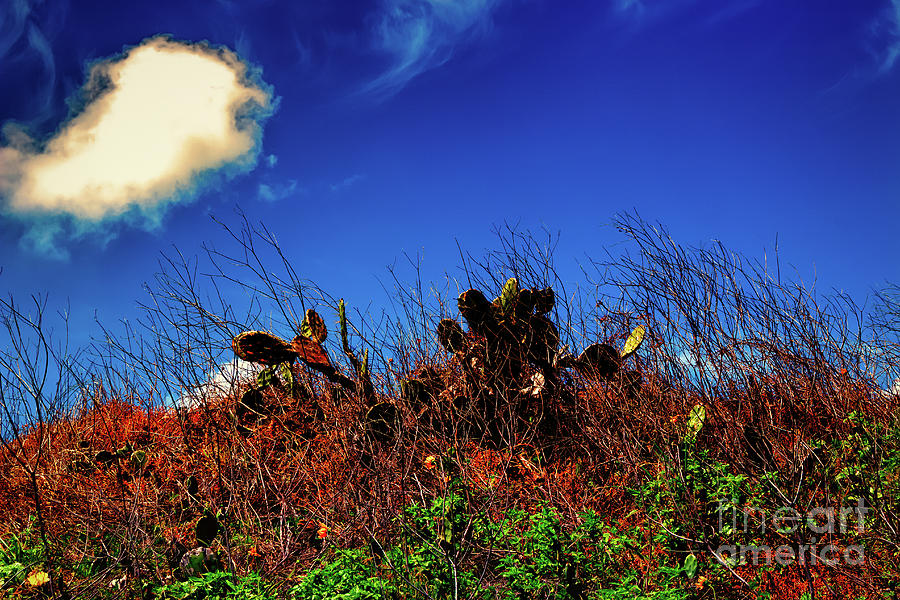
300;309;328;343
290;336;331;371
515;288;536;316
437;319;466;353
196;512;219;546
458;289;491;325
401;378;428;407
366;402;399;444
232;331;295;365
621;325;645;359
498;277;519;313
528;315;559;363
533;287;555;314
685;403;706;444
575;343;621;379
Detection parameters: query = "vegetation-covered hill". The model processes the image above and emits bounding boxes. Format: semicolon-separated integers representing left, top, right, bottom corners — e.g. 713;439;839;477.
1;215;898;599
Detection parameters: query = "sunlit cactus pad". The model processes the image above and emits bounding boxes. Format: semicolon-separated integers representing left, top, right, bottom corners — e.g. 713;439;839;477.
290;335;332;371
301;309;328;343
232;330;295;365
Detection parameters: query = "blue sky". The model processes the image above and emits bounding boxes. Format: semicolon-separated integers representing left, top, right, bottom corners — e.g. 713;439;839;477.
1;0;898;351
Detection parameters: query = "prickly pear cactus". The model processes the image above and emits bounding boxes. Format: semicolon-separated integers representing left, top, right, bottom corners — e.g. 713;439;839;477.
437;319;466;353
290;335;331;371
232;331;295;365
196;511;219;546
685;403;706;444
496;277;519;314
516;288;536;316
575;343;621;380
366;402;399;444
621;325;645;359
338;299;350;351
527;314;559;365
301;309;328;343
401;378;428;407
532;287;555;315
178;547;221;580
458;289;494;333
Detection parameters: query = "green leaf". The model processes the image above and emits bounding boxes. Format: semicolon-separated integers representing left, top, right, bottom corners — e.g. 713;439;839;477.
361;348;368;378
683;553;698;579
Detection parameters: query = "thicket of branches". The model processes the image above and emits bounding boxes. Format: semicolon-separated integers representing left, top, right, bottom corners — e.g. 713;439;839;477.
0;211;897;598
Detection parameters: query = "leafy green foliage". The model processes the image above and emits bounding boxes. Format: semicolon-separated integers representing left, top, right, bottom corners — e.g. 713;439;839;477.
153;571;276;600
0;521;42;590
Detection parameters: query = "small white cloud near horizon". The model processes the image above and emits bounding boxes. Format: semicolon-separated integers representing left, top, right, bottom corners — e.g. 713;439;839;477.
0;35;274;253
177;357;260;410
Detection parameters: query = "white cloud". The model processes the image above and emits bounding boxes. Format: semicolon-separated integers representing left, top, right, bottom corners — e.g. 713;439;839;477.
177;358;260;410
257;179;301;202
0;35;274;252
362;0;502;99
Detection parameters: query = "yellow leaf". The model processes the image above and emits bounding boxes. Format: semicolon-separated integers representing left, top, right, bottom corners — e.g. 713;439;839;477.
27;570;50;587
621;325;645;358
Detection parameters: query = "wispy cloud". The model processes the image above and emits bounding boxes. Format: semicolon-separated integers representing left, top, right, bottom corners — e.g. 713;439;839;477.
361;0;502;99
257;179;302;202
612;0;763;29
0;35;274;257
330;173;365;192
875;0;900;73
0;0;60;125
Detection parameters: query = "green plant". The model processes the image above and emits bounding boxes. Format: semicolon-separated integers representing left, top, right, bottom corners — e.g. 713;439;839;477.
154;571;277;600
0;522;43;590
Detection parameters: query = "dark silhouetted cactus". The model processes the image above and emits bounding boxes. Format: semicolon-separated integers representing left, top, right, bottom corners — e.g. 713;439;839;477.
232;330;295;365
366;402;399;444
573;325;646;399
533;287;555;315
458;289;495;335
437;319;466;353
527;314;559;365
196;511;219;546
575;343;621;380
